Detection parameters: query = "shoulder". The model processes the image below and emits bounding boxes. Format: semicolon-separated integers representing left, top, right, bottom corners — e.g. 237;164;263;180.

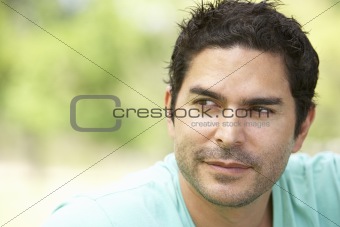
273;152;340;226
282;152;340;198
286;152;340;172
43;153;187;227
284;152;340;185
280;151;340;196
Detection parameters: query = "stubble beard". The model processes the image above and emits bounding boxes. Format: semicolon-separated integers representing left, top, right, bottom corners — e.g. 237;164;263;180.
175;140;294;208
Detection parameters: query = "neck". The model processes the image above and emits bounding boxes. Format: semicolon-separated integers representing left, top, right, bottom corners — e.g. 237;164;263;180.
179;173;273;227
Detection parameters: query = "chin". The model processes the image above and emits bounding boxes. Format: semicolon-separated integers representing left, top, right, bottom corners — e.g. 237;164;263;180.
196;183;266;208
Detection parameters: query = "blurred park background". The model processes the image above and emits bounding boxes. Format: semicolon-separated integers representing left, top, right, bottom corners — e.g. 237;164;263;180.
0;0;339;226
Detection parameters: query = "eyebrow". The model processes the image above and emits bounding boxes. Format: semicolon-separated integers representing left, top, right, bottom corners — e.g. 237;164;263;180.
189;86;283;106
189;86;226;101
241;97;283;106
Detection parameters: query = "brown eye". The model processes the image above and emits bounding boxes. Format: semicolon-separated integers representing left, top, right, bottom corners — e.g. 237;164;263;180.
249;107;273;118
194;99;219;108
199;100;214;106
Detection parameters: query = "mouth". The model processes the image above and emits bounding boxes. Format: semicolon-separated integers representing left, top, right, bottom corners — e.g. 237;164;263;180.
204;160;252;174
205;160;251;168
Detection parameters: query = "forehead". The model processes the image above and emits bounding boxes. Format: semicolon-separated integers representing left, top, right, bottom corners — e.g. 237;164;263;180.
179;46;291;101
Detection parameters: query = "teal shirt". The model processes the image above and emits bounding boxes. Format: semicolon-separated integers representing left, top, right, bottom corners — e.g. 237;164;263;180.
43;153;340;227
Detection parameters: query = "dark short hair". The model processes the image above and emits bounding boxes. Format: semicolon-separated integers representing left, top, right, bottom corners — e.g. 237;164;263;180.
166;0;319;137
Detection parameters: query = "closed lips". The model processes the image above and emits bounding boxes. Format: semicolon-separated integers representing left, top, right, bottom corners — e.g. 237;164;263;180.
205;161;251;169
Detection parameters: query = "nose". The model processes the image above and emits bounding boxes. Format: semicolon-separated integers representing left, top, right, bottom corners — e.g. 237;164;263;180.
213;117;245;147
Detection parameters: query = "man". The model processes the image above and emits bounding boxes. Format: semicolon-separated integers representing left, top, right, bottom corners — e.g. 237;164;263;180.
44;0;340;226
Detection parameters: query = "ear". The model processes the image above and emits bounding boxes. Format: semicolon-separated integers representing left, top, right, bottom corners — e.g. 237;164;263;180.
165;86;175;138
292;106;316;153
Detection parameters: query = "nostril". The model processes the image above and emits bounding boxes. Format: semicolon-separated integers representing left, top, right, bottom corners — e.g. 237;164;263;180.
216;138;223;143
213;121;246;146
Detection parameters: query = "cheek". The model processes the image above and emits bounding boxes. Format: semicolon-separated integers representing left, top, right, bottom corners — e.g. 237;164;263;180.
252;128;294;149
174;115;219;139
243;120;296;159
263;134;294;167
173;120;209;157
173;135;196;171
251;111;295;142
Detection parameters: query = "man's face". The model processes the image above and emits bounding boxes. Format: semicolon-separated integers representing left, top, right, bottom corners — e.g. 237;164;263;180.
166;46;312;207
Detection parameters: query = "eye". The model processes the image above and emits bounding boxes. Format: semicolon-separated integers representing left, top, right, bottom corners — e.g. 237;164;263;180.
194;99;219;107
249;106;273;117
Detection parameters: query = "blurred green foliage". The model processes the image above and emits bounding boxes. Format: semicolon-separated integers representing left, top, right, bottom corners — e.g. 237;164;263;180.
0;0;339;164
